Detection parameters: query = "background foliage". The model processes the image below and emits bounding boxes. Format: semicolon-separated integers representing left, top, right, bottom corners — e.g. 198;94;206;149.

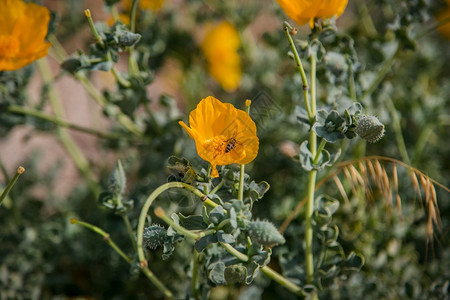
1;0;449;299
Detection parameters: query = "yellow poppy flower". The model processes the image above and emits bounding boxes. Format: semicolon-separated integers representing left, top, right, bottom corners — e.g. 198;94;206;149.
0;0;51;71
436;1;450;39
179;96;259;178
276;0;348;28
110;0;165;26
201;21;242;92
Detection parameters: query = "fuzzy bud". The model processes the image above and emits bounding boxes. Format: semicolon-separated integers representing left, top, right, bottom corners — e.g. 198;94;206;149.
355;115;385;143
225;265;247;284
143;224;167;250
246;220;285;247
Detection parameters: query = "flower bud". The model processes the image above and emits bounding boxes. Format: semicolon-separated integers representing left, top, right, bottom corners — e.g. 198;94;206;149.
355;115;385;143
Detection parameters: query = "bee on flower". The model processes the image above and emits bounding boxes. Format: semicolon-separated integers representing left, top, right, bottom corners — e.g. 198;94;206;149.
0;0;51;71
179;96;259;178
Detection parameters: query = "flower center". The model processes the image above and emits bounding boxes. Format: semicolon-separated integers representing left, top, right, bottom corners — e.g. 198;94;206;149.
0;35;21;58
204;135;229;158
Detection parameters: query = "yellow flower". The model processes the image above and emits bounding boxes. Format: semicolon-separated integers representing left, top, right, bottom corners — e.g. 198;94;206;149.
179;96;259;178
139;0;165;12
0;0;51;71
436;1;450;39
201;21;242;92
111;0;165;25
276;0;348;28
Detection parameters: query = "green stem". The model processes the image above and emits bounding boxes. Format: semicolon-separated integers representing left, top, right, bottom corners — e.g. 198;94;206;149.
192;250;200;299
219;242;249;262
136;182;220;267
72;218;131;263
107;51;132;88
313;139;327;164
71;218;173;299
209;179;224;195
127;0;141;76
385;97;410;164
121;213;137;251
261;266;305;296
84;9;104;46
0;166;25;206
283;22;312;120
305;53;318;284
37;58;100;195
7;105;122;139
238;164;245;202
130;0;139;33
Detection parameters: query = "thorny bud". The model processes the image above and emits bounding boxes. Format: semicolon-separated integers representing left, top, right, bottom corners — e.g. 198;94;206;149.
355;115;385;143
143;224;167;250
246;220;285;247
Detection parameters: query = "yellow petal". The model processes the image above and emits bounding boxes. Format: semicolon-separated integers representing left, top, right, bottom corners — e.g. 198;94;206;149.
0;0;27;35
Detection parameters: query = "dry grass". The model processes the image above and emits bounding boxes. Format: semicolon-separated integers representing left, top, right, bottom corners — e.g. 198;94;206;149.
279;156;449;245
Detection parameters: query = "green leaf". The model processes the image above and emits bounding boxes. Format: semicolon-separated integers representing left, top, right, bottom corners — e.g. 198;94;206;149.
194;235;218;252
178;214;208;230
209;206;224;225
217;231;235;244
208;261;226;285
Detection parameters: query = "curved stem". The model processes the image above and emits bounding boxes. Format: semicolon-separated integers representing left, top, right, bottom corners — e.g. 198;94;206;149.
136;182;220;267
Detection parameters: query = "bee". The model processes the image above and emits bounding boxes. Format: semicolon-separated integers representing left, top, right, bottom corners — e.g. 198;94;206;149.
224;137;238;153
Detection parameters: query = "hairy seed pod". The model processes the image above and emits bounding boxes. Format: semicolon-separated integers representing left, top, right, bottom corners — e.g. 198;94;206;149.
246;220;285;247
143;224;167;250
355;115;385;143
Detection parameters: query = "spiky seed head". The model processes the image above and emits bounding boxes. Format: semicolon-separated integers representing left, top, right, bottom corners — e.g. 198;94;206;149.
355;115;385;143
246;220;285;247
143;224;167;250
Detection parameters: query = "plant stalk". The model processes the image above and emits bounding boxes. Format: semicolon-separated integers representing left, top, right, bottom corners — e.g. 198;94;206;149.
0;166;25;206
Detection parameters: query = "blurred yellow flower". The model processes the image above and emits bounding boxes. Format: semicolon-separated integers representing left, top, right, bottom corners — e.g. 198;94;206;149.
201;21;242;92
111;0;165;25
276;0;348;28
139;0;165;12
436;0;450;39
0;0;51;71
179;96;259;177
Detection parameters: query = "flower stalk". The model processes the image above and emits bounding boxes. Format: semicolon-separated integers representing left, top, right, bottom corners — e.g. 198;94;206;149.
0;166;25;206
283;22;313;121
